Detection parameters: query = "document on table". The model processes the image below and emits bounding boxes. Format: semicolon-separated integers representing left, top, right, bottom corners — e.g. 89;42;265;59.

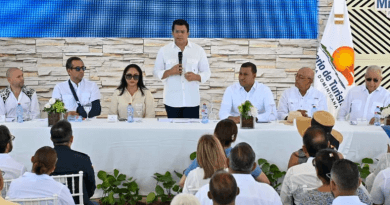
157;118;201;123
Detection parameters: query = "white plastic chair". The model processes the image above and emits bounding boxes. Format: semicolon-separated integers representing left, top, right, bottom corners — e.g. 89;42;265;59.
52;171;84;205
1;179;13;198
6;194;58;205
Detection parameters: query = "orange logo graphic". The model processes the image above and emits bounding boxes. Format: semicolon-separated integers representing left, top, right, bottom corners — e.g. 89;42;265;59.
332;46;355;86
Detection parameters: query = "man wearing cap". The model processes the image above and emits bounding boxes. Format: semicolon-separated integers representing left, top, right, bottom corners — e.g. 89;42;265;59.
219;62;277;123
337;65;390;124
277;67;327;120
0;68;40;119
52;57;101;118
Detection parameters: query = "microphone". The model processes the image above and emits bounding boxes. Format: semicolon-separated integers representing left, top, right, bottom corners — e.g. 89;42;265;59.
178;52;183;75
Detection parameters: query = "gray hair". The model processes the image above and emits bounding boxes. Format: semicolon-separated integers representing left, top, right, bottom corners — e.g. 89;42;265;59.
6;67;21;78
229;142;256;173
171;194;201;205
330;159;360;192
366;65;382;77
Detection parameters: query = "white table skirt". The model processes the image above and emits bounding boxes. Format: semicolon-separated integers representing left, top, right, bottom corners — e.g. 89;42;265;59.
2;119;388;195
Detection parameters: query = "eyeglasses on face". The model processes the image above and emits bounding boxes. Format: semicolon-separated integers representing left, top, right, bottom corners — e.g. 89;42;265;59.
125;74;140;80
10;135;15;141
312;159;316;167
366;78;379;83
71;66;86;72
326;173;331;179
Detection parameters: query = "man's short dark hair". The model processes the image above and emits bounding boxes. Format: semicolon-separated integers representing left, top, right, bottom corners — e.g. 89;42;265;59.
331;159;360;192
229;142;255;173
209;170;237;205
303;125;328;157
66;57;83;70
0;125;11;153
171;19;189;32
241;62;257;74
50;120;73;144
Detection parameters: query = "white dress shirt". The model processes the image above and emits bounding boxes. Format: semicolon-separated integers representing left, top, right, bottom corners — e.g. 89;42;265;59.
280;157;322;205
183;167;210;195
0;87;40;119
52;79;101;112
195;173;282;205
371;167;390;205
153;41;211;107
337;85;390;121
7;172;75;205
0;154;26;180
277;86;327;120
219;81;277;122
332;196;367;205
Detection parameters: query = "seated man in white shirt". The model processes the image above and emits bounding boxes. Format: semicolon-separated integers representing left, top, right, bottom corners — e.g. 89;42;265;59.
207;170;239;205
0;125;26;181
219;62;277;123
52;57;101;118
278;67;327;120
330;159;366;205
370;167;390;205
196;142;282;205
0;67;40;119
337;65;390;124
280;126;329;205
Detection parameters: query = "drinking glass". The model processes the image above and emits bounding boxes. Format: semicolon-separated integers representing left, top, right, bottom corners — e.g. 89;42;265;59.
268;104;277;123
84;103;92;121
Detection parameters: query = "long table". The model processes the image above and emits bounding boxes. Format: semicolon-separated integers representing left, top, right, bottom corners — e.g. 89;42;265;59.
3;119;388;195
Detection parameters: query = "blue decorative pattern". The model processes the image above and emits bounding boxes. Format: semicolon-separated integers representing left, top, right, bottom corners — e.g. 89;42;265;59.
0;0;317;38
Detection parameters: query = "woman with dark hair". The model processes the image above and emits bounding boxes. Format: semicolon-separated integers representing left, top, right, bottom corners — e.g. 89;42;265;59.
7;146;75;205
299;149;371;205
109;64;155;118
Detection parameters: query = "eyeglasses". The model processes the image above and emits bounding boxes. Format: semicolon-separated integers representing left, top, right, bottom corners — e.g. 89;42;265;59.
10;135;15;141
125;74;140;80
366;78;379;83
312;159;316;167
326;173;331;179
71;66;86;72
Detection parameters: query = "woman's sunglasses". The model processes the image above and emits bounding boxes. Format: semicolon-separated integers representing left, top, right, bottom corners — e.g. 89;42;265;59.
125;74;140;80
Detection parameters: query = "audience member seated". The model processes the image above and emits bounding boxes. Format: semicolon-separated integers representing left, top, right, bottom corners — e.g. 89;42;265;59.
330;159;367;205
370;167;390;205
171;193;201;205
0;125;26;180
109;64;155;119
183;135;227;194
299;149;371;205
366;153;390;192
207;170;239;205
50;120;97;205
196;142;282;205
0;169;18;205
180;119;269;187
280;126;329;205
7;146;75;205
288;111;343;169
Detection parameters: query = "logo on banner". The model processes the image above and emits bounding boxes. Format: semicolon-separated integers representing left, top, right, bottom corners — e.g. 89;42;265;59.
375;0;390;17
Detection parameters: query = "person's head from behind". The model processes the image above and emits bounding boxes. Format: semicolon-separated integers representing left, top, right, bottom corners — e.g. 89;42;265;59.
228;142;256;174
171;193;201;205
118;64;147;96
330;159;361;198
31;146;57;175
50;120;73;147
302;125;329;158
208;170;239;205
214;119;238;148
197;135;227;179
313;149;340;185
171;19;189;46
6;67;24;89
0;125;14;154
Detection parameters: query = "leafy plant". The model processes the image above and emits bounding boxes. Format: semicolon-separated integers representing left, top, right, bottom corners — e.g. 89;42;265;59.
258;158;286;190
238;100;257;120
43;98;67;113
190;151;197;160
97;169;142;205
355;158;374;184
146;171;183;203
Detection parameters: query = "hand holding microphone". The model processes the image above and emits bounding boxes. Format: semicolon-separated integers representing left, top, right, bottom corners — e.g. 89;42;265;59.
178;51;183;75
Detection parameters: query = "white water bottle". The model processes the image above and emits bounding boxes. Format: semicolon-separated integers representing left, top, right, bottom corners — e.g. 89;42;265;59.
374;106;381;126
16;103;23;123
127;103;134;123
201;103;209;124
311;104;317;117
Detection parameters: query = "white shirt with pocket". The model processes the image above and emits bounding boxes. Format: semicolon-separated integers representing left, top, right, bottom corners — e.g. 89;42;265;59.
371;167;390;205
337;85;390;121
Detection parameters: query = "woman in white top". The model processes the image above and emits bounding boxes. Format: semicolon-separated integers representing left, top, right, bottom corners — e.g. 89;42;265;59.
183;135;227;194
7;146;75;205
109;64;155;119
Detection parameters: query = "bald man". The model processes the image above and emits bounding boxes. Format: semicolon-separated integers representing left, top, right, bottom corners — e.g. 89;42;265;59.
338;65;390;123
0;68;40;119
277;67;327;120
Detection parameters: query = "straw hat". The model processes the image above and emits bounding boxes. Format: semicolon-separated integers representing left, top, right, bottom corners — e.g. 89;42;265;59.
296;111;343;144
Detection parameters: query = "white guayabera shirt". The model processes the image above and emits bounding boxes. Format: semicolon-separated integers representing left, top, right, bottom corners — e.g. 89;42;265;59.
0;86;40;119
370;167;390;205
219;81;277;122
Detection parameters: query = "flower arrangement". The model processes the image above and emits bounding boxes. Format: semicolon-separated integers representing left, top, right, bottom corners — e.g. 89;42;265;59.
43;98;67;114
380;105;390;118
238;100;258;120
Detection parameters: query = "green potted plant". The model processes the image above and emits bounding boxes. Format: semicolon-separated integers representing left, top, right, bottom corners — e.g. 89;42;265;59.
43;98;66;127
238;100;257;129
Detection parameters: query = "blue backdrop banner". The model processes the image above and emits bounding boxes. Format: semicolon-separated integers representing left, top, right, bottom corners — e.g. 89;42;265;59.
0;0;317;38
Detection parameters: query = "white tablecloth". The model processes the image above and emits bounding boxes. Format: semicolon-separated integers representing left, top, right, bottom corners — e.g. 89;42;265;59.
2;119;388;195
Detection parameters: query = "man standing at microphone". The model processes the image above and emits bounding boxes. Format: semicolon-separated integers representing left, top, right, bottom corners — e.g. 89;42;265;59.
154;19;211;118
